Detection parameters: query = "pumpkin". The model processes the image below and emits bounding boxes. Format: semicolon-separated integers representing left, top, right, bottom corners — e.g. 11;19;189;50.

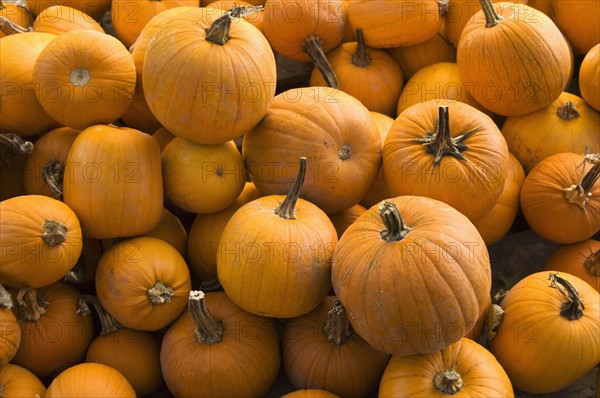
160;290;281;397
217;158;338;318
489;271;600;394
383;100;509;222
501;91;600;173
472;153;525;245
328;204;367;239
379;337;513;396
0;363;46;397
282;390;340;398
345;0;443;48
528;0;553;17
152;127;177;152
139;207;188;258
263;0;345;88
0;0;33;37
0;284;20;367
119;102;163;134
457;0;571;116
0;32;59;137
242;86;382;215
62;124;163;240
22;126;80;199
543;239;600;292
579;43;600;111
32;29;136;130
25;0;111;20
0;134;31;201
81;294;163;397
32;5;104;35
282;296;390;397
64;236;102;293
396;62;491;116
95;237;192;331
143;6;276;144
187;182;261;281
520;152;600;244
162;138;247;214
340;0;354;43
45;362;136;397
551;0;599;55
11;282;94;379
0;194;82;289
331;197;492;356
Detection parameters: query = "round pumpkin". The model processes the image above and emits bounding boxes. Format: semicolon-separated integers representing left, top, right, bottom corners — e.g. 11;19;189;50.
551;0;599;55
32;5;104;35
45;362;136;398
331;197;492;356
0;0;33;37
139;207;188;258
579;43;600;111
0;194;82;289
543;239;600;292
328;204;367;239
489;271;600;394
0;363;46;398
119;102;163;134
0;284;20;367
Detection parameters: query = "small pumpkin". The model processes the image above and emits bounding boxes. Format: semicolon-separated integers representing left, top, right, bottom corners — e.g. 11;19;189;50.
551;0;599;55
32;5;104;35
45;362;136;398
0;0;33;37
0;284;20;367
579;43;600;111
0;363;46;398
543;239;600;292
139;207;188;258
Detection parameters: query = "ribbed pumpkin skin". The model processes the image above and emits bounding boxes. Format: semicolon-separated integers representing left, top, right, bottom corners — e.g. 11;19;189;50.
32;5;105;35
543;239;600;292
579;44;600;111
143;8;276;145
45;363;136;398
359;112;393;209
0;363;46;397
379;338;514;397
551;0;600;55
331;196;492;356
0;1;33;38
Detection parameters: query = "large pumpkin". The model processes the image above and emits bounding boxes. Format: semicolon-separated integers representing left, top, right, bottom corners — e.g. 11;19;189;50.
551;0;599;55
331;197;492;356
32;5;105;35
579;43;600;111
543;239;600;292
45;362;136;398
0;0;33;37
143;6;276;144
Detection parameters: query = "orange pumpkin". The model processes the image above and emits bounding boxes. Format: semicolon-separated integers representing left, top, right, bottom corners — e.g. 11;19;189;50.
45;362;136;397
25;0;111;20
139;207;188;258
32;30;136;130
489;271;600;393
160;290;281;397
579;43;600;111
331;197;492;356
543;239;600;292
551;0;599;55
95;237;191;331
143;7;276;144
63;124;163;240
379;337;513;396
520;152;600;244
119;101;163;134
328;204;367;239
0;363;46;397
32;5;104;35
457;0;571;116
0;194;82;289
0;0;33;37
0;284;20;367
282;390;340;398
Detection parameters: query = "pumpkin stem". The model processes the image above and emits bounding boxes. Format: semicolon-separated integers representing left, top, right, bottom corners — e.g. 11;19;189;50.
351;28;371;68
303;35;340;89
42;158;64;200
412;106;479;167
42;220;67;246
0;284;13;309
483;303;504;345
188;290;224;344
548;273;585;320
379;200;411;242
584;249;600;277
0;133;34;155
0;15;31;35
147;281;174;305
438;0;450;17
205;5;263;45
479;0;503;27
563;154;600;209
434;369;464;394
322;299;353;345
78;294;121;335
338;144;352;161
16;287;49;322
556;101;580;121
274;157;307;220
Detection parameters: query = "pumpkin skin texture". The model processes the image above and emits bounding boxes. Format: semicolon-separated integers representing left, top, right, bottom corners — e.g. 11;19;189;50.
119;102;163;134
543;239;600;292
360;111;393;209
25;0;111;21
579;44;600;111
328;204;367;239
379;337;514;397
282;296;390;397
243;86;382;215
282;390;340;398
143;8;277;145
551;0;600;55
0;32;59;137
63;124;163;240
501;91;600;173
45;362;136;398
489;271;600;394
32;30;136;130
0;194;83;289
0;363;46;398
383;99;509;222
95;237;192;331
0;285;20;367
457;1;571;116
160;291;281;398
331;197;492;356
32;5;105;35
139;207;188;258
520;153;600;244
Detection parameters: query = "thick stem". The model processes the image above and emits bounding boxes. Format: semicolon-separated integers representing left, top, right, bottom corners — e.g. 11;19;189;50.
188;290;224;344
0;284;13;309
147;281;174;305
434;369;464;394
42;220;67;246
438;0;450;17
351;28;371;68
379;200;411;242
584;249;600;277
205;5;264;45
563;160;600;209
78;294;120;335
479;0;503;27
16;287;49;322
303;35;340;89
0;133;34;155
557;101;580;121
42;158;64;200
548;273;584;320
274;157;307;220
322;299;352;345
0;15;30;35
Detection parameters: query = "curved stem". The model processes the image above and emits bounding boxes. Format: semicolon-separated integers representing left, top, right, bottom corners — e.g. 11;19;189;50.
557;101;580;120
274;157;307;220
563;156;600;209
0;284;13;309
548;273;584;320
205;5;264;45
379;200;411;242
322;299;352;345
303;35;340;89
479;0;503;27
147;281;174;305
0;133;34;155
188;290;224;344
434;369;464;394
42;158;64;200
584;249;600;277
0;15;31;35
351;28;371;68
16;287;49;322
78;294;120;335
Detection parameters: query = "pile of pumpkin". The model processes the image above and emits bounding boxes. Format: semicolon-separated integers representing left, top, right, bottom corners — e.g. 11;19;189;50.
1;0;599;396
